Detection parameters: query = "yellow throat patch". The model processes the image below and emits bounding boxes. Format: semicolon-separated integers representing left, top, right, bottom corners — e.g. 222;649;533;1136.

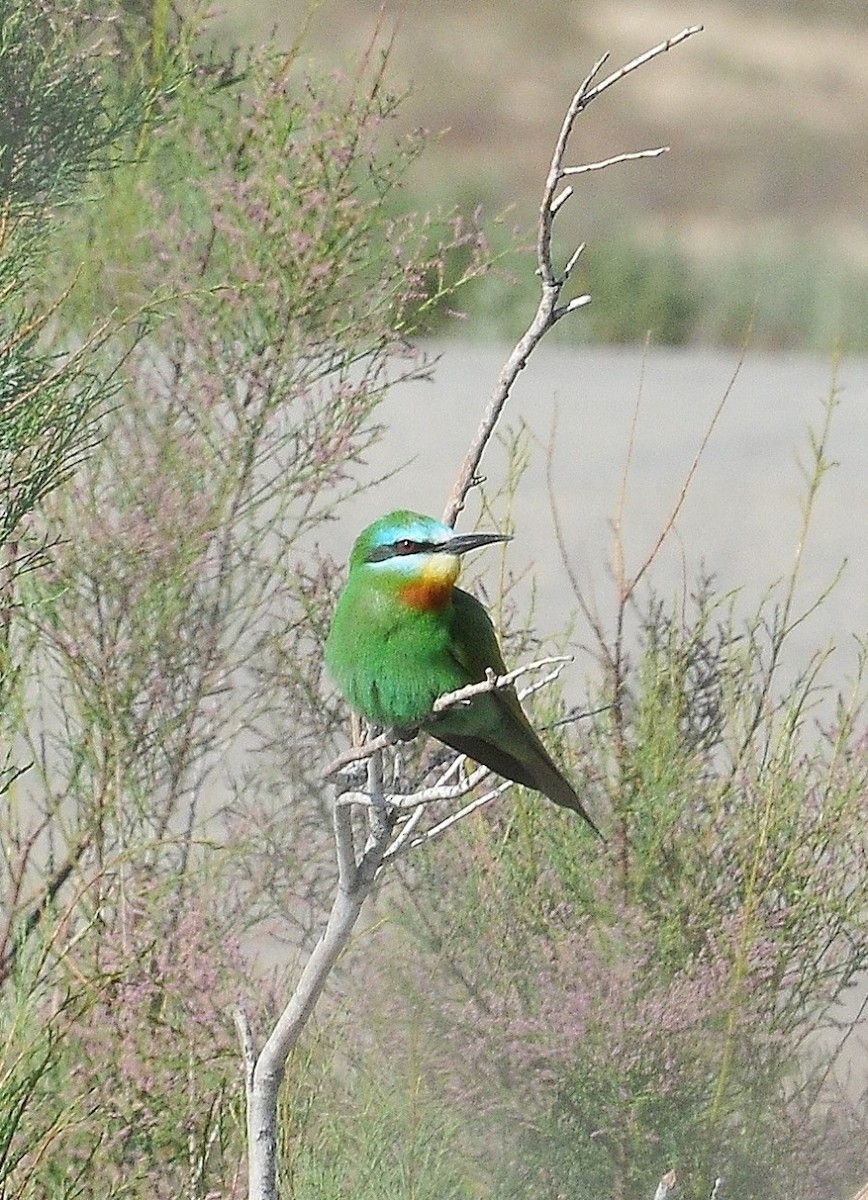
399;553;460;611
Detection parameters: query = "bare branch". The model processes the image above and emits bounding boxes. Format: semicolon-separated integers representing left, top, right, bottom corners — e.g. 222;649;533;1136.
334;790;377;808
365;739;392;842
550;185;573;214
562;146;669;175
381;800;427;858
242;788;394;1200
431;655;571;713
385;780;513;860
582;26;702;106
334;793;358;889
391;764;492;809
554;294;592;321
337;765;490;813
322;726;406;779
562;240;586;280
243;29;703;1200
442;25;703;526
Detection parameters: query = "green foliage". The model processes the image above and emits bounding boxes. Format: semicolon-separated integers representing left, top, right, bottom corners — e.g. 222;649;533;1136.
0;0;153;700
21;7;492;900
0;930;102;1200
0;2;497;1196
580;238;703;346
280;1025;479;1200
0;262;107;550
0;0;143;211
0;8;147;922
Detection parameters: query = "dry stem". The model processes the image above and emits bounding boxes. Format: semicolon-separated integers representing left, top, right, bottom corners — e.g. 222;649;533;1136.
442;25;702;527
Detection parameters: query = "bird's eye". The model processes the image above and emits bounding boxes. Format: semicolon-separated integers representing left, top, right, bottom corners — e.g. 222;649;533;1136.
395;539;420;554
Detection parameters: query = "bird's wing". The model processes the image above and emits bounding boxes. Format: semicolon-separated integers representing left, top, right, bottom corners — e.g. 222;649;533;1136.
446;587;510;678
446;587;554;735
441;589;601;835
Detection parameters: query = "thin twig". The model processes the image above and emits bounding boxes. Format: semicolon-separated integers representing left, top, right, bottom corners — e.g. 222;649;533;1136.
582;26;702;106
562;240;586;280
391;764;492;809
381;801;426;858
442;24;702;526
562;146;669;175
624;344;743;604
432;655;571;712
385;781;513;860
243;788;394;1199
612;335;650;602
322;726;405;779
550;185;573;213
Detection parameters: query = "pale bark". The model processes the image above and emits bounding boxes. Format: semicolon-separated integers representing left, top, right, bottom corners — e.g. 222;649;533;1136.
236;772;394;1200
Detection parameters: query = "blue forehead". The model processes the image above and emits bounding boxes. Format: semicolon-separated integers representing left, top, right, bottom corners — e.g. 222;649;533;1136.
369;511;453;548
351;510;456;572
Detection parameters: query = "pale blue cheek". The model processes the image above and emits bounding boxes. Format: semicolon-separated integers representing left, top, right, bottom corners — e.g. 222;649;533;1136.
367;553;428;575
367;552;459;579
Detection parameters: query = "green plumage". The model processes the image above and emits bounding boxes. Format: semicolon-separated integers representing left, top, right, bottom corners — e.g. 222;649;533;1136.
325;510;600;834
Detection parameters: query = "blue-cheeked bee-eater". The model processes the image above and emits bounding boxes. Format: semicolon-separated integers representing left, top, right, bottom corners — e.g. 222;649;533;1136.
325;510;600;835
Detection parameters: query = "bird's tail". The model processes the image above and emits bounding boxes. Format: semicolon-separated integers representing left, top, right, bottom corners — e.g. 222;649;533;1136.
435;727;602;838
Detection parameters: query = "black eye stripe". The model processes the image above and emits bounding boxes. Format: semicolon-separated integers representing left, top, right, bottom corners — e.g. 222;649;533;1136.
366;539;439;563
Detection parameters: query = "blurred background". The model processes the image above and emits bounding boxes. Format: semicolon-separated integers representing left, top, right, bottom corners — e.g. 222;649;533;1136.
207;0;868;351
3;7;867;1197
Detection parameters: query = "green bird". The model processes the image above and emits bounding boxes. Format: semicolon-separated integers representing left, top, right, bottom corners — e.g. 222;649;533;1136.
324;510;600;833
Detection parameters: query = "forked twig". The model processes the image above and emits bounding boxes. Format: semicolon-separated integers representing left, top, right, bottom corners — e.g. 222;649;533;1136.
385;780;513;860
322;726;405;779
442;25;702;527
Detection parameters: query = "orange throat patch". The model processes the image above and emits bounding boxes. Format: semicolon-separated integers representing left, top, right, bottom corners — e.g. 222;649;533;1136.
398;553;459;611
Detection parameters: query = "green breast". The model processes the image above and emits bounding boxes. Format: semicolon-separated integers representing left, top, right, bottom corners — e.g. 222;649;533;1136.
325;577;466;728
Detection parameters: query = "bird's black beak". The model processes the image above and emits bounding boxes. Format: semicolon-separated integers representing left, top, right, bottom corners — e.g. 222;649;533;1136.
439;530;512;556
